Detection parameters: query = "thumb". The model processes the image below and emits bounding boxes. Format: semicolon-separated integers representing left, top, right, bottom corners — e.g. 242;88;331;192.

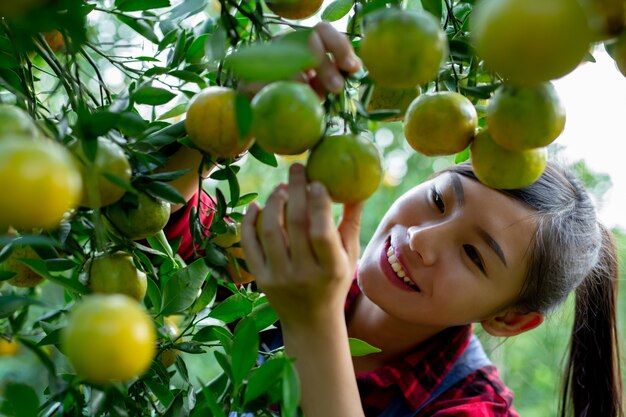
338;201;364;262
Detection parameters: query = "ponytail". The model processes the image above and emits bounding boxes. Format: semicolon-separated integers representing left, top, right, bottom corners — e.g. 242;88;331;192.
560;225;623;417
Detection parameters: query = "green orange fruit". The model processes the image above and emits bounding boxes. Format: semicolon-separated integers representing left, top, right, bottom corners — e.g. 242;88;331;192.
470;129;548;189
105;192;170;241
264;0;323;19
471;0;591;84
87;252;147;302
403;91;477;156
306;134;383;203
185;87;254;159
487;82;565;151
360;8;447;88
366;85;420;122
252;81;324;155
0;137;82;230
61;294;156;384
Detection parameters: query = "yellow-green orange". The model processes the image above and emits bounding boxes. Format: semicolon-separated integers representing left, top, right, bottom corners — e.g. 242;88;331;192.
608;32;626;77
487;83;565;151
0;245;43;288
403;91;477;156
360;8;447;88
186;87;254;159
306;134;382;203
471;0;591;84
61;294;156;384
0;137;82;230
73;138;132;208
0;339;18;356
252;81;324;155
88;252;147;301
470;129;548;189
264;0;322;19
0;104;39;139
366;85;420;122
105;192;170;240
579;0;625;41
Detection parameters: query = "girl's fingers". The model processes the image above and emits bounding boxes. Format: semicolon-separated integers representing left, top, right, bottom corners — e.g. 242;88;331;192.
314;22;362;75
287;163;314;264
308;28;345;94
308;182;344;268
240;202;265;275
260;184;291;274
338;201;364;263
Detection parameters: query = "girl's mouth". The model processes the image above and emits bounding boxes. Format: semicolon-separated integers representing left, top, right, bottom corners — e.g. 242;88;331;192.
380;239;420;292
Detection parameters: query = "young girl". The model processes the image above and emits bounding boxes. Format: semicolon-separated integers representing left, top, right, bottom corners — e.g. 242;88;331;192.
240;162;623;417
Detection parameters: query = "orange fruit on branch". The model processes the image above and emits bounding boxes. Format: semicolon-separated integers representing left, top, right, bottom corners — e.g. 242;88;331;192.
104;191;170;241
360;8;447;88
87;252;147;302
264;0;323;20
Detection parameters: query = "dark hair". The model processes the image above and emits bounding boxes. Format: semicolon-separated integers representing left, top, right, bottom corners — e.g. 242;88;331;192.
445;162;623;417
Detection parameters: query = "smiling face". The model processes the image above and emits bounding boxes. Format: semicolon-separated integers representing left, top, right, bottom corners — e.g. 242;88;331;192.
357;172;538;329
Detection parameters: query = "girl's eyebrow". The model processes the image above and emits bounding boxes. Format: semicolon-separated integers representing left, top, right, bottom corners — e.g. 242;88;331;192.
450;173;508;268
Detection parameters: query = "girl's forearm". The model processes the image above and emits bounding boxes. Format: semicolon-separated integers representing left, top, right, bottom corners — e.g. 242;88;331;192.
282;316;366;417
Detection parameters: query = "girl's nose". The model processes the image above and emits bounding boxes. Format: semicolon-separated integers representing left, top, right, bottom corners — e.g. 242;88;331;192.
406;225;438;266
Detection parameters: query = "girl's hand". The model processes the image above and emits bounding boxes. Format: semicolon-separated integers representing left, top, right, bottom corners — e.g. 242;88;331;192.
238;22;362;98
241;163;363;327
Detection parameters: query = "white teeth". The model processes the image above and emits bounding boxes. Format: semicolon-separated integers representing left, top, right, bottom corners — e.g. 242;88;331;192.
387;245;415;288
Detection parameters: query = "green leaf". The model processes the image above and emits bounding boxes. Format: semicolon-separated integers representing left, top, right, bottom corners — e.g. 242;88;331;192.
192;325;232;345
115;0;170;12
37;328;63;347
458;83;501;100
133;86;177;105
101;172;134;194
208;293;253;323
17;338;56;375
1;383;39;417
231;317;260;386
251;301;278;332
17;259;88;294
281;360;301;417
168;70;206;85
198;380;227;417
421;0;443;19
144;181;187;205
191;277;218;314
44;259;76;272
169;0;209;20
160;259;210;316
234;192;258;207
0;296;44;319
225;41;321;82
145;378;175;409
244;357;285;403
159;103;189;120
322;0;354;22
186;34;209;63
348;337;382;357
225;168;240;207
248;143;278;167
235;93;253;138
116;14;160;44
455;146;471;163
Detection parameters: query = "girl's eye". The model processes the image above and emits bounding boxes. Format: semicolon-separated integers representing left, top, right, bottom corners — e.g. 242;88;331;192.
463;244;485;274
431;187;445;213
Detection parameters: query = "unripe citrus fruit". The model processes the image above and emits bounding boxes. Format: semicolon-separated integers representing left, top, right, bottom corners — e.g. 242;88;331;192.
158;316;182;368
72;138;132;208
105;192;170;241
43;31;66;53
360;8;447;88
0;339;18;356
306;134;383;203
487;83;565;151
212;222;241;248
470;129;548;189
61;294;156;384
471;0;591;84
0;104;40;139
0;245;43;288
366;85;420;122
252;81;324;155
403;91;477;156
0;137;82;230
87;252;147;301
225;246;254;284
607;32;626;77
264;0;322;19
579;0;625;41
185;87;253;159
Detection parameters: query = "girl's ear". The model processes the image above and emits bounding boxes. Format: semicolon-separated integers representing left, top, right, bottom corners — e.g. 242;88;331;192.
480;310;544;337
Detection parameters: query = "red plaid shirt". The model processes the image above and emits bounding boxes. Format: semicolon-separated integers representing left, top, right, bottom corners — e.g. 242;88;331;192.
346;281;520;417
164;191;215;262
